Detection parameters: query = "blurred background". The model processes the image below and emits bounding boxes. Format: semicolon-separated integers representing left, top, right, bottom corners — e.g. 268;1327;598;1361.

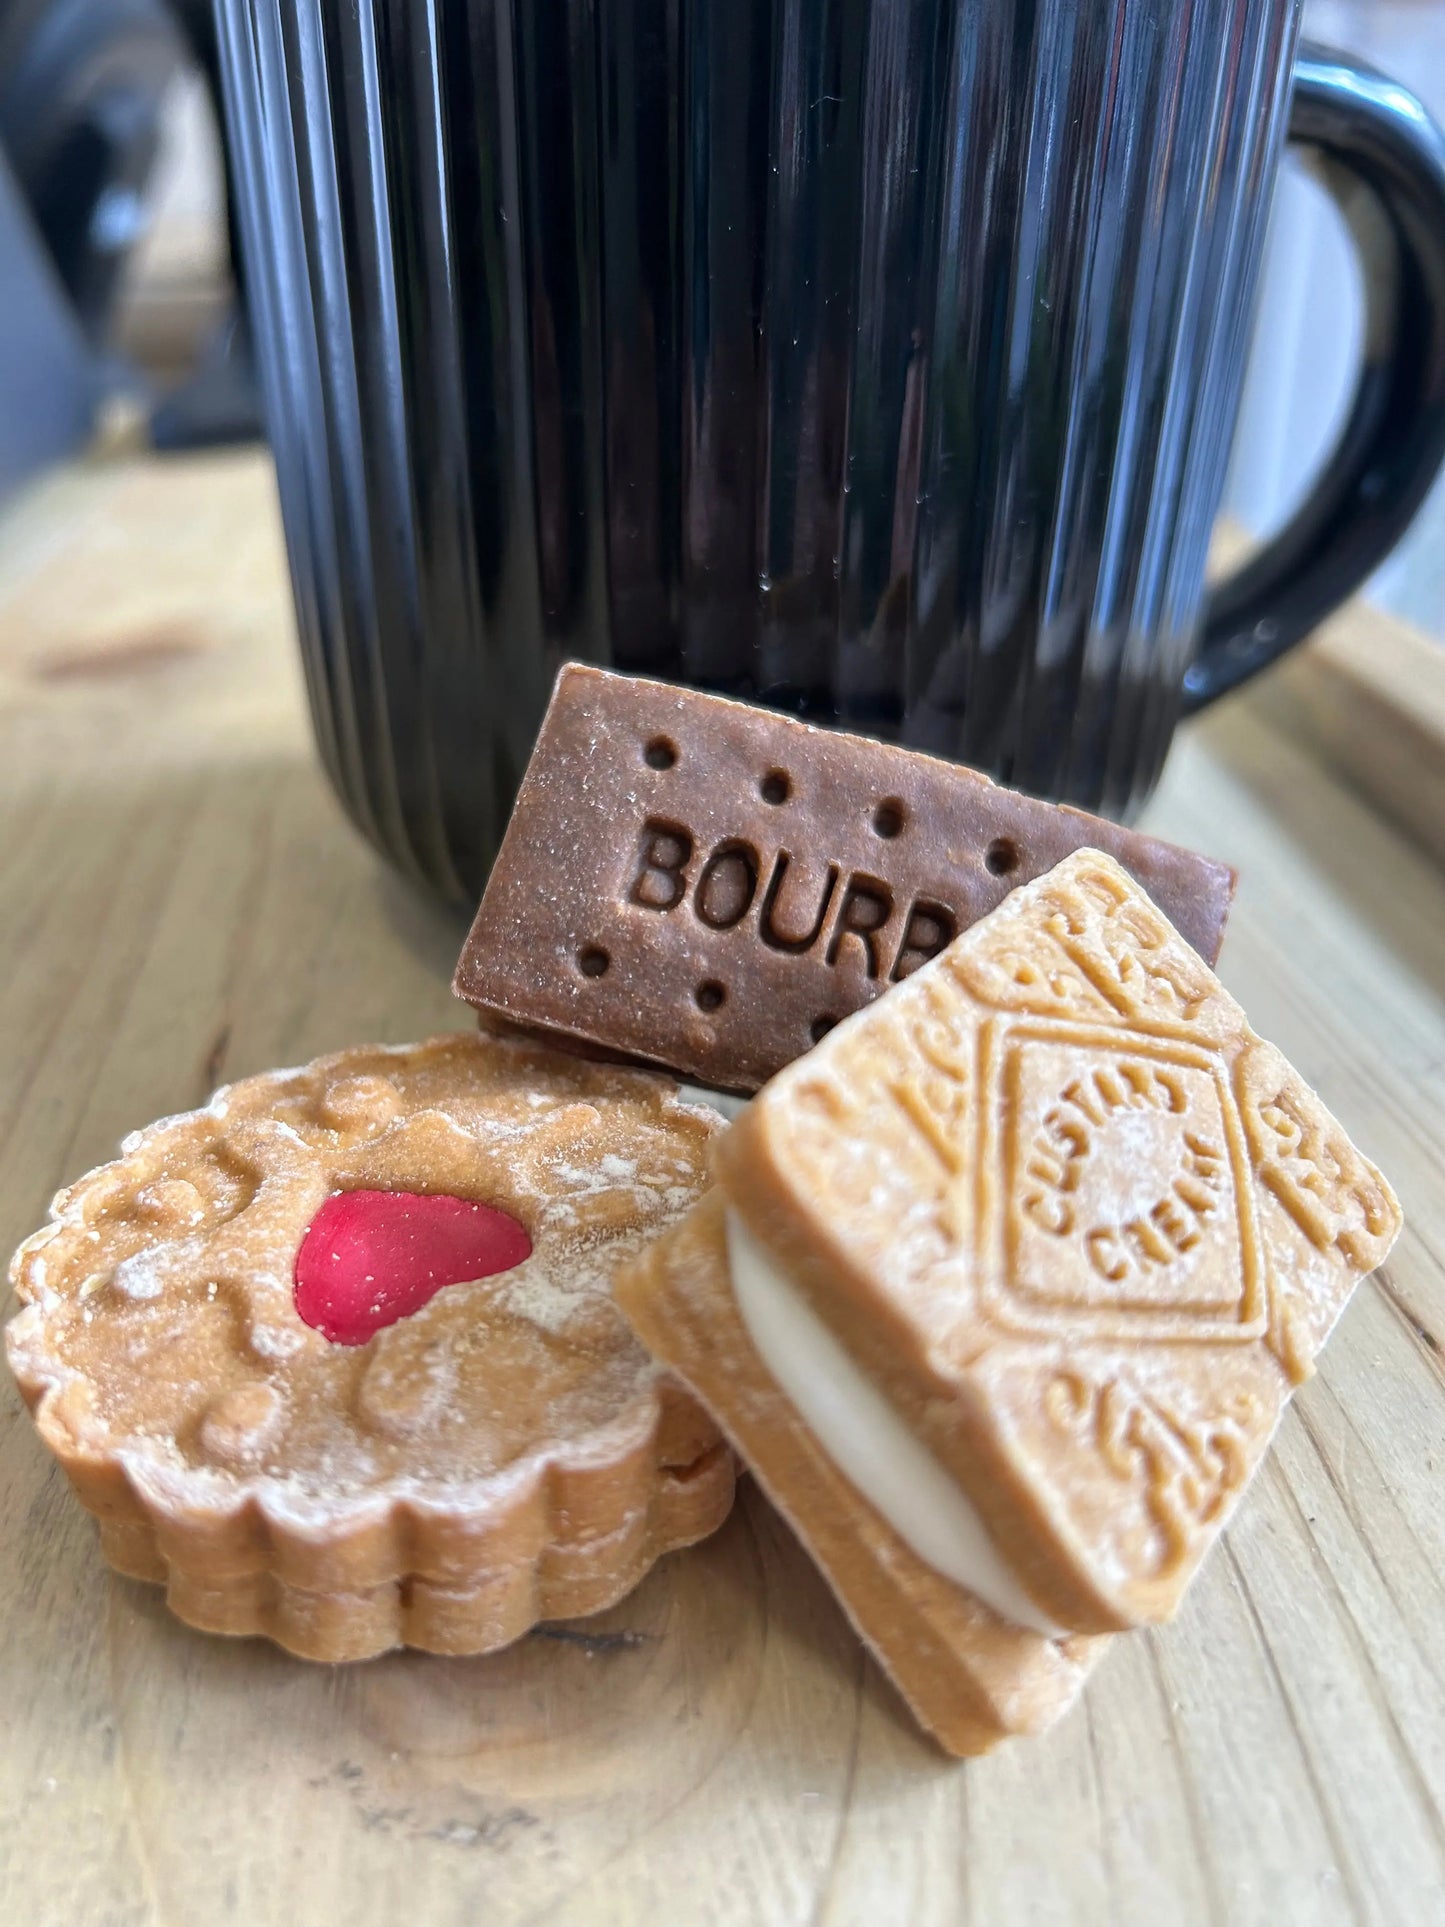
1223;0;1445;634
2;0;1440;637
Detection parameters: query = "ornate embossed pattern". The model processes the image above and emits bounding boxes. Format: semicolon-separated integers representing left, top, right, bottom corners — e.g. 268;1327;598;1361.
737;851;1401;1625
993;1025;1263;1340
5;1034;732;1658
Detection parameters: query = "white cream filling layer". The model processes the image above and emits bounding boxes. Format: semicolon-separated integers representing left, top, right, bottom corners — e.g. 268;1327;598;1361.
725;1211;1063;1640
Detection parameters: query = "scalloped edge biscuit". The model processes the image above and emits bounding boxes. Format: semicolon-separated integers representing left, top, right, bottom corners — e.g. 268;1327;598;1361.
7;1032;735;1659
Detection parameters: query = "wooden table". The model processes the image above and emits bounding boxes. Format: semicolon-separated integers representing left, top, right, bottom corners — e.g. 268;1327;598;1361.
1;451;1442;1927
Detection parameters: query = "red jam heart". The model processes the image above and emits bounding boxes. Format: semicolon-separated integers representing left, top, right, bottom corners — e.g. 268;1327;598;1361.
294;1190;532;1346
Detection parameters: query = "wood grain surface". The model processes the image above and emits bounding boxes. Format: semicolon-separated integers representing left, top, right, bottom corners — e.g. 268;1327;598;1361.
1212;519;1445;868
1;452;1442;1927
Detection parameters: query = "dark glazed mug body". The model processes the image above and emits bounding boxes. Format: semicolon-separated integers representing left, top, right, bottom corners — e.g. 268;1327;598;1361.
216;0;1445;903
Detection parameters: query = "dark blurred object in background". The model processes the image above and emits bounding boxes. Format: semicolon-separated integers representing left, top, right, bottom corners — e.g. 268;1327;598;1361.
0;135;97;502
0;0;259;502
0;0;180;342
146;0;260;450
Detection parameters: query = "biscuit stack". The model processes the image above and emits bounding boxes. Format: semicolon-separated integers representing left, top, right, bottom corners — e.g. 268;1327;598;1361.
6;668;1398;1756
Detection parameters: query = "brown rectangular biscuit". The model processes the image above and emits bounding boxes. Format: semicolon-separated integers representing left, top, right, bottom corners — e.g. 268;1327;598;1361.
453;664;1236;1092
614;849;1400;1751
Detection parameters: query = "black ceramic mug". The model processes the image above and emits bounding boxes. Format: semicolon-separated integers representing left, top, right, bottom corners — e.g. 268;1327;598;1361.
217;0;1445;903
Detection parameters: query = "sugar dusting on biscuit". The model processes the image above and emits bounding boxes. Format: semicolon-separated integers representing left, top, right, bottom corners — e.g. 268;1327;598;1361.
6;1031;724;1505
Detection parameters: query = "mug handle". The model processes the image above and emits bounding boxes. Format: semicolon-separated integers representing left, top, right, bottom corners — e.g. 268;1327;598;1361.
1183;42;1445;714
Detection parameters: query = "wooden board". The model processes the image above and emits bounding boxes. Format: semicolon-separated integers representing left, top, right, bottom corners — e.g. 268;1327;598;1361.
1;451;1442;1926
1213;518;1445;867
